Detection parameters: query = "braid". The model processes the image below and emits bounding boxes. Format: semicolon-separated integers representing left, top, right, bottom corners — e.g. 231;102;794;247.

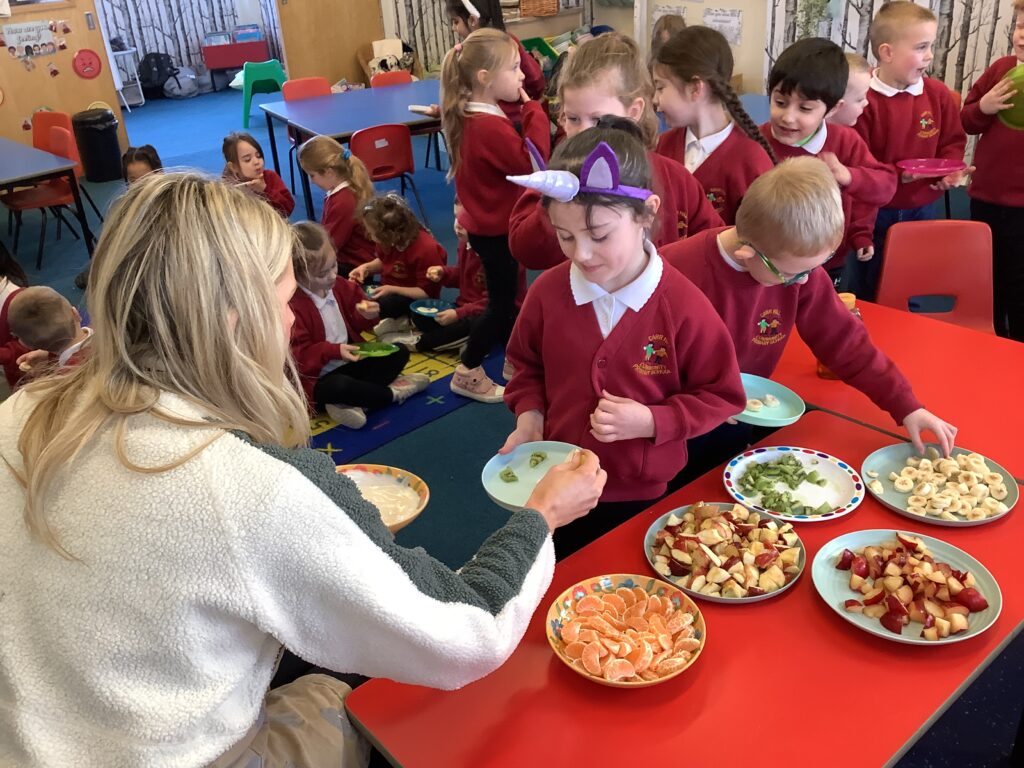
707;74;777;165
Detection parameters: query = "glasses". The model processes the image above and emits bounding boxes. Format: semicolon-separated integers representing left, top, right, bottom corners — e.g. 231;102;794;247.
739;240;816;286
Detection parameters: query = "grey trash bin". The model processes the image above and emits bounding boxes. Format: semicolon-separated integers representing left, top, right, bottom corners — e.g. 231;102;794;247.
72;108;122;182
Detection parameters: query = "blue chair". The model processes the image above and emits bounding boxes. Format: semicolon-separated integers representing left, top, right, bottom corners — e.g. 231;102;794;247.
739;93;771;126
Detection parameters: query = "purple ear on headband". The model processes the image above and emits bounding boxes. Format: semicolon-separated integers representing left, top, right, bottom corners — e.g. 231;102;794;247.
507;140;653;202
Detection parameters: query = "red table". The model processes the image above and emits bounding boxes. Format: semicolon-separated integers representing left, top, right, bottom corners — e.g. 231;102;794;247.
345;412;1022;767
772;302;1024;479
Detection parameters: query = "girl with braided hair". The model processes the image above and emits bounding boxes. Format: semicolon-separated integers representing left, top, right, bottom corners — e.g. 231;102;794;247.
653;25;776;225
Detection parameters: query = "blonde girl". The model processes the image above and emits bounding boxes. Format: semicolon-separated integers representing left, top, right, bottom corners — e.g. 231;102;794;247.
0;172;606;767
652;25;776;225
509;32;723;271
440;27;550;403
298;135;376;277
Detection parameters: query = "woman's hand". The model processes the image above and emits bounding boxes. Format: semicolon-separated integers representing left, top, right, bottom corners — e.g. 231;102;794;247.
339;344;362;362
527;449;607;532
500;410;543;455
589;391;655;443
435;309;458;326
903;408;958;457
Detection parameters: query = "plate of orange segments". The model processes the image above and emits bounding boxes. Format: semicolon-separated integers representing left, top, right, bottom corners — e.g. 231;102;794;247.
546;573;706;687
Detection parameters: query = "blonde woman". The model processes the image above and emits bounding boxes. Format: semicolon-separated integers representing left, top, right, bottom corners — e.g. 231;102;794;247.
0;173;606;768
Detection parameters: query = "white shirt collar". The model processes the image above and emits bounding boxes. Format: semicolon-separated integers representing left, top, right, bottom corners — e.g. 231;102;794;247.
465;102;507;118
716;232;747;272
300;285;336;309
685;121;734;160
325;180;350;198
569;240;663;311
58;327;93;367
869;73;925;97
799;121;828;155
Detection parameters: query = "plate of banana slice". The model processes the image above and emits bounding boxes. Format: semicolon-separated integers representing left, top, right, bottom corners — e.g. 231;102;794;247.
861;443;1017;527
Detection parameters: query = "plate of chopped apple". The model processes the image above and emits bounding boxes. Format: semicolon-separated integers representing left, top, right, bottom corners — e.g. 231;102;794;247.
812;530;1002;645
644;501;805;603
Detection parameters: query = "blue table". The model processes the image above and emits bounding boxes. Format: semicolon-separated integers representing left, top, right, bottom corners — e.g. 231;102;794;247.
0;137;96;258
260;79;442;218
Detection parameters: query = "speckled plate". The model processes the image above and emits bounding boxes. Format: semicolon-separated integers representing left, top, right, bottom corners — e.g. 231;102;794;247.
643;502;806;603
861;443;1017;528
546;574;706;687
723;446;864;523
812;529;1002;645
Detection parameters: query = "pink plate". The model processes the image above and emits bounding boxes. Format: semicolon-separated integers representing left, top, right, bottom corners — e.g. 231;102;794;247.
896;158;967;178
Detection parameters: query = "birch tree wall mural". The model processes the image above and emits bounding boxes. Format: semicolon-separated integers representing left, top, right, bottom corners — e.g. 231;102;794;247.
765;0;1017;99
96;0;283;73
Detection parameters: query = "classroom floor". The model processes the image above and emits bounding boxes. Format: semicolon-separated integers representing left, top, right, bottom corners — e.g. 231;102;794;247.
3;87;1019;766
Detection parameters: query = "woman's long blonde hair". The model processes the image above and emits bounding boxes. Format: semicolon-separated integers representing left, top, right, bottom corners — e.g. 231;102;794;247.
298;135;375;207
440;28;517;178
558;33;660;149
10;172;310;556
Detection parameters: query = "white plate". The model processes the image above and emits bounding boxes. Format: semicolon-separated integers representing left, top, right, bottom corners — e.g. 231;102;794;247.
481;441;579;511
812;529;1002;645
723;446;864;523
861;443;1017;528
643;502;805;603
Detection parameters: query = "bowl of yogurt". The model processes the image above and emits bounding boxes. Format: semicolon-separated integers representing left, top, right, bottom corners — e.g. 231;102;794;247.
336;463;429;533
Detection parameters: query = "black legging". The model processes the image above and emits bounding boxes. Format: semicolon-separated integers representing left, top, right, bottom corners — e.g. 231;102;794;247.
376;293;415;320
312;348;410;411
411;312;477;352
462;233;519;369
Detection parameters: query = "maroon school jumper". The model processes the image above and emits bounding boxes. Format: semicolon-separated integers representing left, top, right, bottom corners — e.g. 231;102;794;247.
961;56;1024;208
376;229;447;299
322;186;376;270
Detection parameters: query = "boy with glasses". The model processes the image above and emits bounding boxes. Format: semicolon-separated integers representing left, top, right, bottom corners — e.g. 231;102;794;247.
662;157;956;459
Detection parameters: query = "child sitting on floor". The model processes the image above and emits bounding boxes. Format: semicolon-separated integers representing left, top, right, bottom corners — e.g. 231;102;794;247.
661;157;957;471
418;198;525;354
288;222;429;429
221;131;295;218
349;195;448;346
8;286;92;375
0;242;30;388
121;145;163;185
502;126;745;558
298;135;377;278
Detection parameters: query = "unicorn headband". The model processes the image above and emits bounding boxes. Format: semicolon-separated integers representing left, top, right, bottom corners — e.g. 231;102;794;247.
461;0;481;18
507;140;653;203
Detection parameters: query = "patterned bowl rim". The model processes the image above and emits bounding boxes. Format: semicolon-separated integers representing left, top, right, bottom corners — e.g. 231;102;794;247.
335;463;430;519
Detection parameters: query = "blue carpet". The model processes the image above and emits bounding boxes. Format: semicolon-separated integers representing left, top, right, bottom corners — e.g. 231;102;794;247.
310;350;506;466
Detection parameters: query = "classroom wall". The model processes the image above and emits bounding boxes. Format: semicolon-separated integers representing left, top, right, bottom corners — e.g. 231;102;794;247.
0;0;128;146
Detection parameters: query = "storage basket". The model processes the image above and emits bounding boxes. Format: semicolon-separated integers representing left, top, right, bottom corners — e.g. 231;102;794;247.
520;0;559;17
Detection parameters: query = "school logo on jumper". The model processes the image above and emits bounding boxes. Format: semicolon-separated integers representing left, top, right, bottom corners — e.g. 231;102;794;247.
917;111;938;139
676;211;689;238
634;334;671;376
473;270;486;289
706;187;727;214
390;261;409;279
753;308;786;347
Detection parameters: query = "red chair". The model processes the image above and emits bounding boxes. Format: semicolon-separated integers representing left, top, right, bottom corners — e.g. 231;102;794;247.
876;220;995;334
349;124;428;226
370;70;413;88
2;127;87;269
282;76;332;193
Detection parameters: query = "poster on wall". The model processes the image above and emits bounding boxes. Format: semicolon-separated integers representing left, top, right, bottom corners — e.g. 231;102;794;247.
3;19;57;59
703;9;743;46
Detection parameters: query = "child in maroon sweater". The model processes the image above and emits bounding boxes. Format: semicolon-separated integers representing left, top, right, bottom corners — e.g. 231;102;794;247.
221;132;294;218
848;1;969;300
298;135;377;278
661;157;956;468
0;244;30;388
510;33;722;271
441;28;551;403
288;223;429;429
503;127;745;558
760;38;896;282
961;1;1024;340
652;25;775;225
350;195;448;344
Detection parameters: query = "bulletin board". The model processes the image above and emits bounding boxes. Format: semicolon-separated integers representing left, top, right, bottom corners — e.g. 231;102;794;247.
0;0;127;146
